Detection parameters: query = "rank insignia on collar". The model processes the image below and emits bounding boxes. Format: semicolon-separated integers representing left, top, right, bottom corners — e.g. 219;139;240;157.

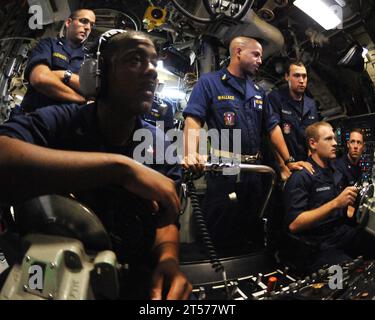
224;111;236;126
254;84;260;90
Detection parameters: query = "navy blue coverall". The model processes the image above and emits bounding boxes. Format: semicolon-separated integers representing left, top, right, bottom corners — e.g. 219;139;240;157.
21;37;86;112
183;68;278;248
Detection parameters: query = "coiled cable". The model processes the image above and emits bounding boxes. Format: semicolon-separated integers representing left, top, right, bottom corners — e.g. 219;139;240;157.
185;170;231;298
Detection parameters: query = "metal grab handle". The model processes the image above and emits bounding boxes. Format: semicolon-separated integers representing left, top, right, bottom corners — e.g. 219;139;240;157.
203;163;276;219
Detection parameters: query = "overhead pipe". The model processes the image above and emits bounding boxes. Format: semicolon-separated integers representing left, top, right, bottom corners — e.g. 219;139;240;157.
218;8;285;59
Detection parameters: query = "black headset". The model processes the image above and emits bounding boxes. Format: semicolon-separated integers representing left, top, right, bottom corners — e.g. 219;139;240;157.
79;29;127;99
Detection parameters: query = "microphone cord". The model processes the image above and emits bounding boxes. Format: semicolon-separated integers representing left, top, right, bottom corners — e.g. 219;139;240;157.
185;171;231;298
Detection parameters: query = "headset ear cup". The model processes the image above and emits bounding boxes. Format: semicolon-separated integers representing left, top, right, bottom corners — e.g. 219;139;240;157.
79;29;126;100
79;58;100;99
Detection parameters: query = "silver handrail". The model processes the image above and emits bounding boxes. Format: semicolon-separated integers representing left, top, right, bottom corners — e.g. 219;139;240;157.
203;163;276;219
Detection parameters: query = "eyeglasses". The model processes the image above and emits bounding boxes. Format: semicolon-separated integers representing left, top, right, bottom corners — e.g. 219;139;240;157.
73;18;95;28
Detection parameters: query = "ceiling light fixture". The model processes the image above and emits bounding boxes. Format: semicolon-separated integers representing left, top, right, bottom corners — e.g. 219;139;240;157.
294;0;343;30
160;88;186;100
156;60;175;76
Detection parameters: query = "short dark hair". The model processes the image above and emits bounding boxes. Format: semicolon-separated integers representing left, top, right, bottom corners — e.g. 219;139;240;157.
101;30;154;68
286;60;306;75
349;128;365;143
69;9;94;20
98;30;154;98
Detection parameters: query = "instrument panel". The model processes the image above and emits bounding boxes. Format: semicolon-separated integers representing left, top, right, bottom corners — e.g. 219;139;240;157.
332;114;375;182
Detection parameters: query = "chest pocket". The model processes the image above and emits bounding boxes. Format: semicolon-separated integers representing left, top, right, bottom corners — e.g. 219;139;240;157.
281;107;302;137
304;114;317;126
281;107;298;123
248;99;263;134
311;174;339;207
52;52;69;70
213;101;240;128
252;97;264;112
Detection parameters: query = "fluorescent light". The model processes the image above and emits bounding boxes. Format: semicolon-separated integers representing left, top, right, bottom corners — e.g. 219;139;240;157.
334;0;346;6
294;0;342;30
156;60;174;76
161;88;186;100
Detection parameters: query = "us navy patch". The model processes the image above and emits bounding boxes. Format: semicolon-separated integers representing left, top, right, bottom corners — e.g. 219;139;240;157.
224;112;236;126
283;123;291;134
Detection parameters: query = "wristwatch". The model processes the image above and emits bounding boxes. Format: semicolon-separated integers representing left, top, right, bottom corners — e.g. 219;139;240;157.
284;156;296;166
63;70;73;84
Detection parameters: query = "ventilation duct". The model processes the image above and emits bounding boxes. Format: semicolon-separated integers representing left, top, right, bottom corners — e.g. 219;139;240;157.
217;9;285;59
